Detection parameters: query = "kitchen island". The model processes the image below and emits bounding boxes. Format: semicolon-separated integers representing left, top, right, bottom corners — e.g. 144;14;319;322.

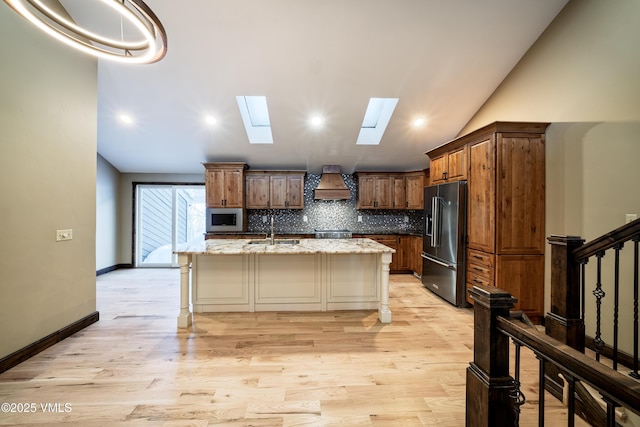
174;238;395;328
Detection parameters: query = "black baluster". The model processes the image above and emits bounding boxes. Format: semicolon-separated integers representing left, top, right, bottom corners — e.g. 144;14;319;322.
602;396;619;427
511;341;526;427
581;260;587;325
613;243;623;371
567;374;575;427
593;251;606;362
538;356;545;427
632;235;639;379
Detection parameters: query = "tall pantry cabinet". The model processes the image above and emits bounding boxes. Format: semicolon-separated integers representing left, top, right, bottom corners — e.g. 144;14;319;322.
426;122;549;323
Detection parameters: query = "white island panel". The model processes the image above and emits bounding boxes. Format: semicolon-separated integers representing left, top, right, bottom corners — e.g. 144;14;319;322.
327;254;379;302
192;254;251;312
255;254;321;306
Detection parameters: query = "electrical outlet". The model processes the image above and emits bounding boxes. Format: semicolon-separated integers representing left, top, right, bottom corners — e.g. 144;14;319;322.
404;216;409;223
56;229;72;241
626;213;638;224
357;215;363;223
303;215;308;222
262;216;267;223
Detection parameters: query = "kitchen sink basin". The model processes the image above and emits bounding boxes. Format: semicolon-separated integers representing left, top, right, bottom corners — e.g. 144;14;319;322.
247;239;300;245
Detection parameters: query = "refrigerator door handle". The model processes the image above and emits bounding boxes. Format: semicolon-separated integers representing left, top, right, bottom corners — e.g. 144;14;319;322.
421;252;454;269
431;196;441;248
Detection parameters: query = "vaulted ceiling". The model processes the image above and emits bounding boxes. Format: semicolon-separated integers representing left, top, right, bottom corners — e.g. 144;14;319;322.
88;0;569;174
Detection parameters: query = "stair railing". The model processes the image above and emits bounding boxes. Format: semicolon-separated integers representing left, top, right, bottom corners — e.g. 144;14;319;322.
466;218;640;426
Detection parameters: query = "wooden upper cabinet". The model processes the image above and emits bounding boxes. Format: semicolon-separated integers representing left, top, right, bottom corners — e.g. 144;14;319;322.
246;174;270;209
357;176;376;209
429;146;467;184
405;172;425;209
270;174;304;209
467;138;495;253
429;155;446;184
246;171;305;209
447;146;467;180
204;162;247;208
376;176;393;208
393;176;406;209
495;134;545;254
357;174;393;209
358;171;425;210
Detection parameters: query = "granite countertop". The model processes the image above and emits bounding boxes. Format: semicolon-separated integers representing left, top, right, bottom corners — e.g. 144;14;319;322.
206;231;423;237
176;238;396;255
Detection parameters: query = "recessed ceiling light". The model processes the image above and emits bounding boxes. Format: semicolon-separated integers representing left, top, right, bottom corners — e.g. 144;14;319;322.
413;117;425;127
205;115;217;125
310;115;324;128
119;113;133;124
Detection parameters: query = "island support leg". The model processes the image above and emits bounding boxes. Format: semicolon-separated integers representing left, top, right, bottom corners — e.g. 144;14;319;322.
378;252;392;323
177;254;193;328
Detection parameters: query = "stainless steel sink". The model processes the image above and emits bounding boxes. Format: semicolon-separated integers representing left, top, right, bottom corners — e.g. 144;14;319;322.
247;239;300;245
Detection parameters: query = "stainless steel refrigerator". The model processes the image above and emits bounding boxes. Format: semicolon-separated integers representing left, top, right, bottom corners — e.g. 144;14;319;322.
421;181;467;306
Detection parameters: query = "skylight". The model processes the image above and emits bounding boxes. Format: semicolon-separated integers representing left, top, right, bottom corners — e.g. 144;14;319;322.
356;98;398;145
236;96;273;144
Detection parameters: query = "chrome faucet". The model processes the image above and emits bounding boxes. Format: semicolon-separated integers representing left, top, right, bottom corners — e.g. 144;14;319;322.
270;216;275;245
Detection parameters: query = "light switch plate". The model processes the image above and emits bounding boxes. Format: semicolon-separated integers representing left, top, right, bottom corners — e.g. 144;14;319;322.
56;229;72;241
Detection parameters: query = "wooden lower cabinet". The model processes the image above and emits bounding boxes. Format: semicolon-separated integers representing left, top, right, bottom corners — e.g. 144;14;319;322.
410;236;423;276
495;255;544;323
365;236;398;271
466;248;544;323
355;234;423;274
397;236;411;271
466;248;494;306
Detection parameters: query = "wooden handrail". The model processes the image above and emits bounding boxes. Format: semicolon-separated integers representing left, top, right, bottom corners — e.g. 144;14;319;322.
571;217;640;262
497;315;640;417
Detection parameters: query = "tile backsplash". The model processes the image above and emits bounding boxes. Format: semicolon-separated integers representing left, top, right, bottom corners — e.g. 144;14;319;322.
246;173;424;234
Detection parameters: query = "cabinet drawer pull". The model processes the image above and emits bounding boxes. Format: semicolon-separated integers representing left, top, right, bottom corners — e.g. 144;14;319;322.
473;267;484;272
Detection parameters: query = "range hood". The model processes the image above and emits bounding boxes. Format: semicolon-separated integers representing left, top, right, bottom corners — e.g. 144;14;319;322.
314;165;351;200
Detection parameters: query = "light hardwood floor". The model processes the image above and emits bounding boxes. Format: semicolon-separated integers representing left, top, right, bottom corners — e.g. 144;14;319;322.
0;269;584;426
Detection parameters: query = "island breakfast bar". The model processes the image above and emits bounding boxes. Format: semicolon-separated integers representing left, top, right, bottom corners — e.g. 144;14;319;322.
174;238;395;328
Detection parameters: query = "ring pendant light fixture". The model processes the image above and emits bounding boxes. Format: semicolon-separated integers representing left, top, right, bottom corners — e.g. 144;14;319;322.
2;0;167;63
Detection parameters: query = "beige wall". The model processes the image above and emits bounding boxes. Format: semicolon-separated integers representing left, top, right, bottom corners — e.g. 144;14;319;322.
462;0;640;130
96;154;120;271
0;9;97;357
459;0;640;350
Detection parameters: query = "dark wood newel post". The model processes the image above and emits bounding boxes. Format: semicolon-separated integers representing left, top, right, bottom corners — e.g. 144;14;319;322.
544;235;586;399
466;284;517;427
545;235;585;351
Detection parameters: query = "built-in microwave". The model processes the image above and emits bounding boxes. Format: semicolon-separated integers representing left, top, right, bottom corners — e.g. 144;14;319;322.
206;208;244;232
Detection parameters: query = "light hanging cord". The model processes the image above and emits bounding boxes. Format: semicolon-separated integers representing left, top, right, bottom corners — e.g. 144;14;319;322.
1;0;167;64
